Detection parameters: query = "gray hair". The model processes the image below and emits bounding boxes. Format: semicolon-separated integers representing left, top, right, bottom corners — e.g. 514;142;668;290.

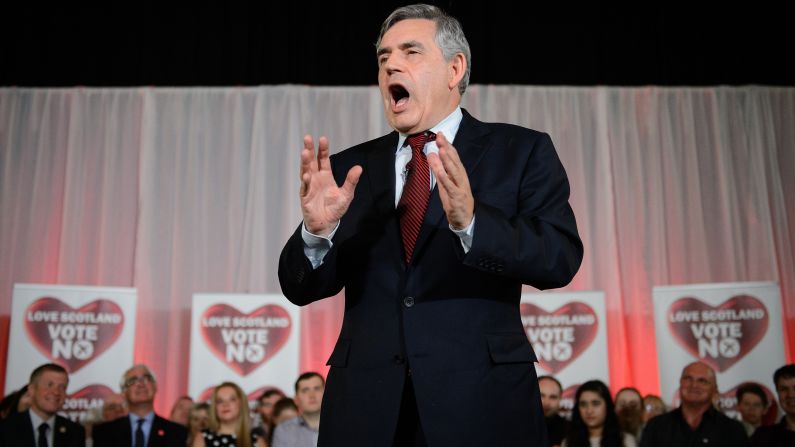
119;364;157;390
376;4;471;95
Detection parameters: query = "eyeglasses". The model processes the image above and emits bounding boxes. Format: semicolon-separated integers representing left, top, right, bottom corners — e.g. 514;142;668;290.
123;374;155;388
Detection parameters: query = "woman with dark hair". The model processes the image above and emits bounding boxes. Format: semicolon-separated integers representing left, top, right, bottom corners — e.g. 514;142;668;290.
563;380;637;447
0;385;31;420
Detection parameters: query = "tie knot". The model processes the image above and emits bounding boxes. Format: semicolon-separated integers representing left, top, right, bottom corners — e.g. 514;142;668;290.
38;422;49;435
406;131;435;153
136;419;145;428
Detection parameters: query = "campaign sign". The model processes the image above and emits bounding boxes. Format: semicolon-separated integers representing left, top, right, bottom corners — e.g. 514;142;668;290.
521;291;609;401
189;294;301;399
5;283;137;421
653;282;785;411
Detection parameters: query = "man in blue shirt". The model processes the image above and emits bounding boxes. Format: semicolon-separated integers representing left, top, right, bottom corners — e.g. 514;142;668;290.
92;364;186;447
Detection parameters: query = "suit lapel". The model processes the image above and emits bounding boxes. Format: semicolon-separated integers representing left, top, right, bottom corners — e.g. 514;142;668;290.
411;109;492;263
53;416;65;446
366;131;398;218
121;416;133;447
147;416;161;447
20;410;36;447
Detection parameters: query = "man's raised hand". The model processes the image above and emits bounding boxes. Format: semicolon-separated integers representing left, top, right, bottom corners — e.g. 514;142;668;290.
300;135;362;236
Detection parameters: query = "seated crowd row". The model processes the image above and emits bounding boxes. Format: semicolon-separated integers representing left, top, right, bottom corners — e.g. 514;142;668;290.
540;362;795;447
0;361;793;447
0;364;324;447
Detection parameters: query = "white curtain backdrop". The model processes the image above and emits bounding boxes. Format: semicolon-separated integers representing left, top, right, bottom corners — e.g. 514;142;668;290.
1;86;793;414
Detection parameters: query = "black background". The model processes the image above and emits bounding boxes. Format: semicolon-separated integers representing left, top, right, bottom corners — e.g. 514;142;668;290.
2;2;792;87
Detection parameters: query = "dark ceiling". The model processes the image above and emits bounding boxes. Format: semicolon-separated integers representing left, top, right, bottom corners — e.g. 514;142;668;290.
2;2;792;87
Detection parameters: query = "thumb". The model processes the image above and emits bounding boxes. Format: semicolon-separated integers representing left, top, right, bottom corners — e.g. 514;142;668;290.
341;165;363;197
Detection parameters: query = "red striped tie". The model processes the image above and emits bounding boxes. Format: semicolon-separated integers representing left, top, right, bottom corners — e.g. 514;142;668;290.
398;131;435;264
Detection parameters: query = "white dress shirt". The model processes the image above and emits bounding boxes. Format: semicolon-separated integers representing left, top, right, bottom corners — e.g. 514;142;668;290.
302;107;476;268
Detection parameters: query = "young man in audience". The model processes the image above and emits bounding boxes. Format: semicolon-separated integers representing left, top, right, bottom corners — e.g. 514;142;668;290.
736;382;768;436
272;372;324;447
538;375;568;446
750;364;795;446
0;363;85;447
253;388;286;440
615;387;645;441
640;361;748;447
92;364;187;447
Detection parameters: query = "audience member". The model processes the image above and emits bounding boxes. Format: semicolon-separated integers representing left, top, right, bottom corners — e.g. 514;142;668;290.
750;364;795;446
539;375;569;446
0;363;85;446
641;395;665;423
100;393;127;422
640;361;748;447
736;382;768;436
187;402;210;447
0;385;31;420
170;395;194;426
272;398;298;426
192;382;265;447
615;387;644;441
272;373;324;447
252;389;285;441
563;380;636;447
92;364;187;447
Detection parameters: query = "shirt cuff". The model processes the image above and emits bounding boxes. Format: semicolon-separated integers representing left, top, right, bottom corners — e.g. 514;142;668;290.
450;215;475;253
301;221;339;269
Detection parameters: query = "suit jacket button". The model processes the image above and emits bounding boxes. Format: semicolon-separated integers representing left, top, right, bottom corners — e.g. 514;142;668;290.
393;355;405;364
403;296;415;308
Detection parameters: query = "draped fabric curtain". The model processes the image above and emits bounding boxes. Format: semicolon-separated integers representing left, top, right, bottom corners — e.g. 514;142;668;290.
1;86;793;414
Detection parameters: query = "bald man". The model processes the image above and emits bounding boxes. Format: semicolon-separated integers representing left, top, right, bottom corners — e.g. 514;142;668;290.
640;361;748;446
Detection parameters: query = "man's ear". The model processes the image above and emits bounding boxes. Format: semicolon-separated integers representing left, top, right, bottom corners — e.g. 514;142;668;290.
448;53;466;91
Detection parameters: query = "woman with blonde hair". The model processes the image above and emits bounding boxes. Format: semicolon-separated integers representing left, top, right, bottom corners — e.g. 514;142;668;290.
193;382;267;447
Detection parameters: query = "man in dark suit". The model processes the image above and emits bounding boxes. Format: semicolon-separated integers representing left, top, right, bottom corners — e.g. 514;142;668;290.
92;365;186;447
0;363;85;447
278;4;582;446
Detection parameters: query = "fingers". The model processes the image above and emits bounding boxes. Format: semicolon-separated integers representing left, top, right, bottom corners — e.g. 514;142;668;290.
300;134;333;196
318;136;331;172
427;153;452;200
340;165;363;198
300;135;316;197
435;132;466;186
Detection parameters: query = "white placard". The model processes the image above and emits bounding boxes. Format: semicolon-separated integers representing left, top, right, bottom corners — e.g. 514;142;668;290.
188;294;301;403
521;291;609;416
5;283;137;422
652;281;785;416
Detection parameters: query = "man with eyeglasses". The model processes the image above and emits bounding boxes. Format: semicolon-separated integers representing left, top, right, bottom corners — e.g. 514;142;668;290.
92;365;186;447
640;361;748;447
0;363;85;447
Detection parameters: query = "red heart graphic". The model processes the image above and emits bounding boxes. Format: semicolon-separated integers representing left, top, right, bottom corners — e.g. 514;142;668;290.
521;302;598;373
666;295;768;372
200;304;292;376
24;297;125;373
62;384;115;422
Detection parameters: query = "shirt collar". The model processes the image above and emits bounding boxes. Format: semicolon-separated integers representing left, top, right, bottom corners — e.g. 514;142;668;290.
129;411;155;425
28;409;56;430
396;107;463;154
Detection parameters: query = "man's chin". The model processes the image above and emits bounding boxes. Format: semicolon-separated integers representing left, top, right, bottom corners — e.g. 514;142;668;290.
387;113;420;134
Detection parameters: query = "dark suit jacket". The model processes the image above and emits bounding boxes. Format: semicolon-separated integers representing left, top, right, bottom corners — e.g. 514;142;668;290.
279;109;583;446
0;410;85;447
91;414;186;447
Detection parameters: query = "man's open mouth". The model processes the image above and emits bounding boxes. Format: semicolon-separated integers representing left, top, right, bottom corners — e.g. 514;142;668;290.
389;83;410;110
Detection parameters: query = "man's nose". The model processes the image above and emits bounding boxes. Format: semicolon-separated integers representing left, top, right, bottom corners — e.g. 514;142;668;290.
384;55;403;75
